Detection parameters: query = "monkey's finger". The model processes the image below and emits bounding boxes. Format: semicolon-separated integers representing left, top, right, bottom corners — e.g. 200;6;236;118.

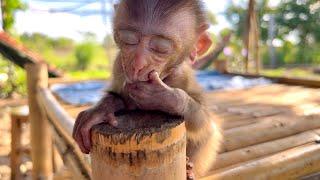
148;71;170;90
75;135;89;154
74;122;92;153
80;115;104;153
73;111;88;139
74;125;89;154
105;113;118;127
148;71;162;85
186;170;195;180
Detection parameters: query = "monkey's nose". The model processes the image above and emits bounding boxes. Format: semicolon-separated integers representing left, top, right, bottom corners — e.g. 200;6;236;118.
132;61;147;81
132;68;142;81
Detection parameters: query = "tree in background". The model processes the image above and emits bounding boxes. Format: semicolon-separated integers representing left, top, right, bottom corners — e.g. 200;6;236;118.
274;0;320;64
225;0;320;67
75;42;95;70
0;0;25;98
1;0;25;32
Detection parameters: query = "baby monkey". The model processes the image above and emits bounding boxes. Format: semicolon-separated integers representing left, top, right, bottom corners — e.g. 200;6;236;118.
73;0;222;177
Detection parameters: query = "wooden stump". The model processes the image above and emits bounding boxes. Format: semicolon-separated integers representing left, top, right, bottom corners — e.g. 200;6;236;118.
91;111;186;180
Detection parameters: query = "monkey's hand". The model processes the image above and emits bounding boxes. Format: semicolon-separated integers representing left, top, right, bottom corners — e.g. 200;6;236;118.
72;94;125;154
125;71;188;116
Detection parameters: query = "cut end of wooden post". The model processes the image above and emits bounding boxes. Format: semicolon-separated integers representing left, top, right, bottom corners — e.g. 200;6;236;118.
91;110;186;180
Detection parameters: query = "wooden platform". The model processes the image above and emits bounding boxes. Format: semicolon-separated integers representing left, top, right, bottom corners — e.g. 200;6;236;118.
58;83;320;179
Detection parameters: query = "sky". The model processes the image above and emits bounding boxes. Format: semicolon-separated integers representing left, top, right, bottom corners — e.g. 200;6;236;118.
14;0;279;42
14;0;236;42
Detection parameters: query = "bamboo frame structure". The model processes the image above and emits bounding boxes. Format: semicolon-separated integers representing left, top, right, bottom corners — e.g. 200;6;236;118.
26;63;91;179
10;111;29;180
203;143;320;180
221;114;320;152
37;88;91;179
26;63;53;179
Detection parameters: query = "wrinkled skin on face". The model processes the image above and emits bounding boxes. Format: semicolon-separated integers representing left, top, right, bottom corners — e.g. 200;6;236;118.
113;5;197;83
112;4;201;118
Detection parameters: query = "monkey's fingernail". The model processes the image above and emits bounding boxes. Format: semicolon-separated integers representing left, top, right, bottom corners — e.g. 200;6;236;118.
187;172;195;180
187;162;194;170
110;120;118;127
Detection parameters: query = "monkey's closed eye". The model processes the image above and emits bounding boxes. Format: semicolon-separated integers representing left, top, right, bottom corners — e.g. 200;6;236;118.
149;37;173;54
118;30;140;45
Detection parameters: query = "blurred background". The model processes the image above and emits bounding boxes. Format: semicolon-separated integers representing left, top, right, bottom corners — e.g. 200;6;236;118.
0;1;319;179
0;0;319;98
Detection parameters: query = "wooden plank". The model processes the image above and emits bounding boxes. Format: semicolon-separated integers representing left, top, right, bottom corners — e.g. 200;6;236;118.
221;114;320;152
212;129;320;170
227;72;320;88
210;86;317;107
202;143;320;180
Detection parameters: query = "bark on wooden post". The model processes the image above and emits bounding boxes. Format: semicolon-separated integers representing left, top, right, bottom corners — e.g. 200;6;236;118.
26;63;53;179
91;111;186;180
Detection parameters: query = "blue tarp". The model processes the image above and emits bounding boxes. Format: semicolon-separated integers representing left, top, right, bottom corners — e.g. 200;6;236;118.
51;71;273;105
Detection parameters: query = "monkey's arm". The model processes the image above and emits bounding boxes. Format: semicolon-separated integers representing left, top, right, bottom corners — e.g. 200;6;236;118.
180;90;222;176
73;57;128;153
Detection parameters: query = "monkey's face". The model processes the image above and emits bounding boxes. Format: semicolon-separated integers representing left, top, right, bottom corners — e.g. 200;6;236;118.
114;5;197;83
116;30;177;82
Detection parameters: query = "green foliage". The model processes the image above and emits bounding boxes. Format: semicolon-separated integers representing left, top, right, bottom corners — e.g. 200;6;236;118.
0;60;26;97
75;42;95;70
20;33;77;69
275;0;320;44
1;0;25;31
0;32;113;97
224;0;320;67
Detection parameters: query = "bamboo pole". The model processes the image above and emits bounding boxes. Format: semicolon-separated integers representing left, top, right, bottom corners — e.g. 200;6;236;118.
221;114;320;152
212;129;320;171
25;63;53;179
52;128;91;179
91;111;186;180
36;88;74;142
202;142;320;180
10;112;28;180
36;88;91;178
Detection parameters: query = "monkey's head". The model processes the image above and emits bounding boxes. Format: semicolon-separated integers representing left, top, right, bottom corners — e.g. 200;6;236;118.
113;0;212;83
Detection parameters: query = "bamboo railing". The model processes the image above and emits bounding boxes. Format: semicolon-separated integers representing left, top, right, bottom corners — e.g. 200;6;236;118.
26;63;91;179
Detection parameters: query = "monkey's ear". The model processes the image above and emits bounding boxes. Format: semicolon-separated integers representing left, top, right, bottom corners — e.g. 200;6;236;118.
196;31;212;56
